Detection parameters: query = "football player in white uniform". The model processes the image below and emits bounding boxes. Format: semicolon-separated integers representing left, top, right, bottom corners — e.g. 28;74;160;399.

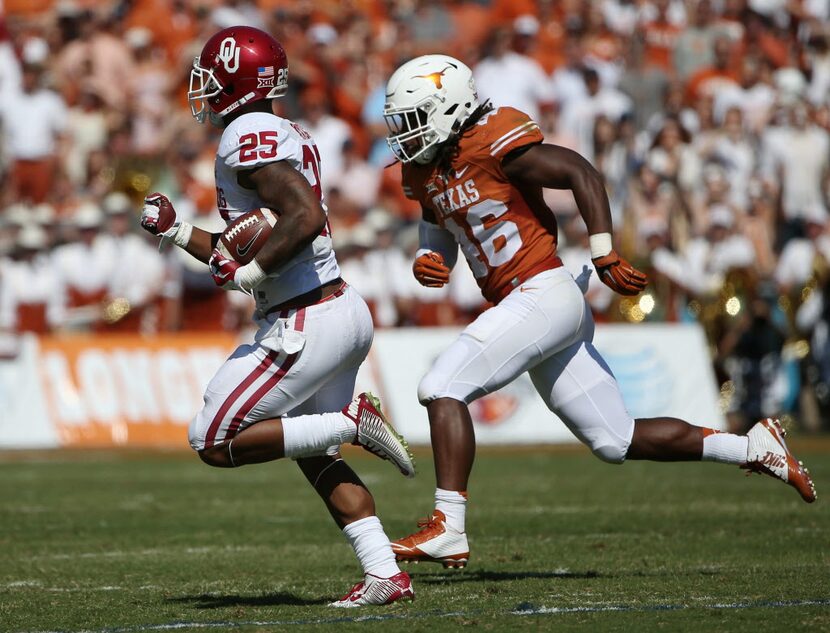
139;26;414;607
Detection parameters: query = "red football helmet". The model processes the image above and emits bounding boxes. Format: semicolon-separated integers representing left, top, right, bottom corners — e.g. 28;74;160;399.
188;26;288;125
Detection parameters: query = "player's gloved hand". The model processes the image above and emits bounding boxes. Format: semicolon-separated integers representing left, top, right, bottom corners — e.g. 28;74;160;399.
592;250;648;296
141;192;192;251
208;247;242;289
140;192;177;235
413;251;450;287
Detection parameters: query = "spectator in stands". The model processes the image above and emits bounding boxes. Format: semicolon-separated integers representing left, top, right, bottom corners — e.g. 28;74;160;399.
0;224;64;334
54;9;134;110
329;140;381;213
361;210;410;328
297;88;352;194
100;192;166;332
641;0;683;75
775;206;830;295
51;203;112;329
685;36;740;103
697;107;756;209
719;287;788;433
127;27;172;156
1;57;67;205
559;67;632;162
762;102;830;242
64;85;109;188
651;206;755;298
714;55;776;133
550;35;587;108
672;0;722;81
618;37;669;131
474;19;554;122
646;116;701;195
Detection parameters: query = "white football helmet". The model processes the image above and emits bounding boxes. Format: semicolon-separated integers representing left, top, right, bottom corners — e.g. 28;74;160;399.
384;55;479;164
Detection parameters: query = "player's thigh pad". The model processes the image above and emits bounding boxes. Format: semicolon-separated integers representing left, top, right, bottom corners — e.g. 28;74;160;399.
418;268;586;404
529;341;634;463
189;287;373;451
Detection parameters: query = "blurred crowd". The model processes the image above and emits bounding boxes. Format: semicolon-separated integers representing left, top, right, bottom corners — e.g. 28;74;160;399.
1;0;829;430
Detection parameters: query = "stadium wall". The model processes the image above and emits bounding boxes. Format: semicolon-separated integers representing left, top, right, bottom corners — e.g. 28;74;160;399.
0;325;724;449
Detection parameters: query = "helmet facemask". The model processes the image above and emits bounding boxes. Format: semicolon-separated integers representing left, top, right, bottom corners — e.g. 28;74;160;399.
188;58;224;124
384;98;447;164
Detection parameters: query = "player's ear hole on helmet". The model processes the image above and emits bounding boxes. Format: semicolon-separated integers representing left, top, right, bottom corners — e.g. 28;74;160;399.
444;103;458;116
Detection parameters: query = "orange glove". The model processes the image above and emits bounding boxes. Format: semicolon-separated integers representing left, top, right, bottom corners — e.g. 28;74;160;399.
592;249;648;296
413;252;450;287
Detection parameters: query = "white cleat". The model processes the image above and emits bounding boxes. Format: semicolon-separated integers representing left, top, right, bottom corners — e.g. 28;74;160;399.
392;510;470;569
744;418;817;503
343;392;416;478
329;571;414;608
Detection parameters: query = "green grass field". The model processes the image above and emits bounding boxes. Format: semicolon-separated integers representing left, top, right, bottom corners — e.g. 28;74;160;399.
1;442;828;633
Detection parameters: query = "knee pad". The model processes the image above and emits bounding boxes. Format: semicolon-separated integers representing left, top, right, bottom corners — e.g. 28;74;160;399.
188;412;207;452
590;441;628;464
417;370;447;405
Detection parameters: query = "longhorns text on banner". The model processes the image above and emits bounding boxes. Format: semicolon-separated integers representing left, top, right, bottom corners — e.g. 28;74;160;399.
37;333;237;447
218;37;240;73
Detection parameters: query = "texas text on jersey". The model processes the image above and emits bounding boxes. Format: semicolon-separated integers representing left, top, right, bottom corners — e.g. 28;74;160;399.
401;106;562;304
215;111;339;312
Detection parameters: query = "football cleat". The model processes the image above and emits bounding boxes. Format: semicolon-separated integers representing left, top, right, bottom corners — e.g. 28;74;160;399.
329;571;414;608
343;393;416;478
392;510;470;568
743;418;817;503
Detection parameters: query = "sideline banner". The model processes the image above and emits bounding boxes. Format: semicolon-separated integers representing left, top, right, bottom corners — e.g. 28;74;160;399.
0;334;237;448
0;325;723;449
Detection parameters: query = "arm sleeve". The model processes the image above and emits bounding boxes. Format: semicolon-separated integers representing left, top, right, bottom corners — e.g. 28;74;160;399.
417;220;458;270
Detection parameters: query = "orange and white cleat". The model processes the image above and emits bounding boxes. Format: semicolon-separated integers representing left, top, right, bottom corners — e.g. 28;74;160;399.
329;571;414;608
392;510;470;569
342;393;416;478
743;418;817;503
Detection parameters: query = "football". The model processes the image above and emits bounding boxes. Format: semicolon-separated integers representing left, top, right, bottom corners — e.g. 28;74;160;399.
217;208;278;265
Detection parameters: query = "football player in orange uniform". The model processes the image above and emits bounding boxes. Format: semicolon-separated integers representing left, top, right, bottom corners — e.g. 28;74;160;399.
383;55;816;569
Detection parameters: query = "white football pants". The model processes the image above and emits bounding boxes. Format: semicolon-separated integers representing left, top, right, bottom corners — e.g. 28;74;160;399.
189;285;373;451
418;267;635;463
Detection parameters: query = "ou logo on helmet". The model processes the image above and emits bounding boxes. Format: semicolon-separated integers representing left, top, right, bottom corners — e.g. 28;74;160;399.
217;37;240;73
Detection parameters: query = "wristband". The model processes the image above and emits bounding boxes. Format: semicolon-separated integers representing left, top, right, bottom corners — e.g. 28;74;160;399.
172;221;193;248
158;221;193;252
236;259;267;291
589;232;613;259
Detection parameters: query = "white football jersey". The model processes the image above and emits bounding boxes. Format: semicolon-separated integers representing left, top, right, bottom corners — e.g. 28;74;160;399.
215;111;340;311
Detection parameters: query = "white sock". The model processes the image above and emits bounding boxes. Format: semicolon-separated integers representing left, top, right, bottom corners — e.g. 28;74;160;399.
342;515;400;578
281;412;356;458
702;431;749;464
435;488;467;533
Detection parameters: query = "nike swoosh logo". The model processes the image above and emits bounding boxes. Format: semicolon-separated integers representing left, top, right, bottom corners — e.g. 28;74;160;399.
454;166;470;179
235;227;264;258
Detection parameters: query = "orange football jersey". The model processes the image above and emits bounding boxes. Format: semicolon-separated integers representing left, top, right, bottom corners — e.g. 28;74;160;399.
402;107;562;304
